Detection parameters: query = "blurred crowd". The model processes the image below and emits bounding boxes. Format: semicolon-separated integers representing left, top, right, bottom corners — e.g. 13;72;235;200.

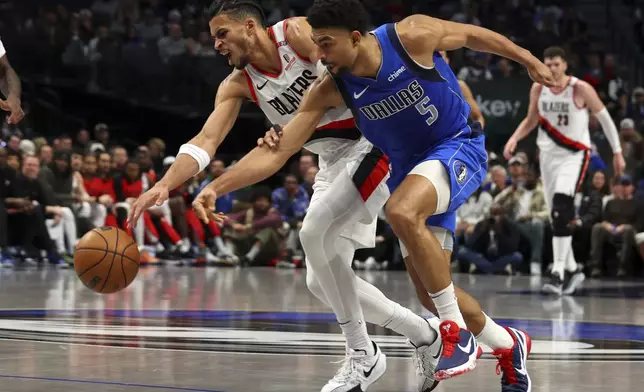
0;0;643;279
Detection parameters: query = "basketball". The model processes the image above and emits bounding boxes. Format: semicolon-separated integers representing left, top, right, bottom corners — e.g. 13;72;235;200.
74;227;140;294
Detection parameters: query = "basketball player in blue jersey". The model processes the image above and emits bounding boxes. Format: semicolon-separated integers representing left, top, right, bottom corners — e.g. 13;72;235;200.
194;0;555;390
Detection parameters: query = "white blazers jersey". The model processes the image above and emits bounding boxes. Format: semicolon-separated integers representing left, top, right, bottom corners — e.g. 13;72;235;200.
242;20;372;166
537;76;591;155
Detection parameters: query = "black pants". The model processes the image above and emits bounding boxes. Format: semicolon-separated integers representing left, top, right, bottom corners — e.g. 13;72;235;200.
7;209;56;254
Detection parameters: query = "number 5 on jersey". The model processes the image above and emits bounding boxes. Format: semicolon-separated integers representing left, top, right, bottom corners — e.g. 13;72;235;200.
416;96;439;126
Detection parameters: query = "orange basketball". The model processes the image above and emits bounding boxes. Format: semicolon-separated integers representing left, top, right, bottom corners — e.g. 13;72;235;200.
74;227;140;294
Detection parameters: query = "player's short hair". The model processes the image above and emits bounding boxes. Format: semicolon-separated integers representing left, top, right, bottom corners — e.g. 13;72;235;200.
543;46;567;61
208;0;265;27
307;0;369;35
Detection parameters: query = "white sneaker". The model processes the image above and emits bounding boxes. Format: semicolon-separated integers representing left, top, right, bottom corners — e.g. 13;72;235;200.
321;342;386;392
410;336;442;392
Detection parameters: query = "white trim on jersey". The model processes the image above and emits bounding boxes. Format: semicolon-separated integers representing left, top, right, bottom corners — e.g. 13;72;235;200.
0;38;6;59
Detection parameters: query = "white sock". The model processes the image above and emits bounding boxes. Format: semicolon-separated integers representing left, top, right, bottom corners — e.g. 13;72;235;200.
245;243;261;261
565;245;578;272
430;282;466;328
340;319;374;355
383;303;438;347
552;236;572;278
475;313;514;350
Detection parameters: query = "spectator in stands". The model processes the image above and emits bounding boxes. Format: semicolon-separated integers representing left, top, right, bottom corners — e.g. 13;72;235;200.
199;158;236;214
147;137;166;174
493;58;515;79
136;146;157;182
158;23;187;64
19;140;36;157
590;175;639;277
5;155;67;266
295;153;316;181
6;150;20;171
225;187;283;266
589;170;610;200
457;204;524;275
494;164;549;273
303;165;318;197
627;86;644;129
110;146;128;172
603;175;623;208
508;153;528;183
75;129;91;150
619;118;644;177
136;8;164;43
487;164;509;198
571;183;603;267
272;174;310;263
6;134;20;154
81;153;111;228
94;123;111;148
71;151;84;172
58;135;73;152
456;188;493;241
0;147;16;265
354;213;395;270
38;145;53;166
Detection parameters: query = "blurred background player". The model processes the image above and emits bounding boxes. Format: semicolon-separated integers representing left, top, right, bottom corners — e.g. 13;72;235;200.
505;46;625;295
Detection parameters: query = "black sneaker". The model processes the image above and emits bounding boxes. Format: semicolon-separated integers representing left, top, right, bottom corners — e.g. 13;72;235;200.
542;272;563;296
562;268;585;295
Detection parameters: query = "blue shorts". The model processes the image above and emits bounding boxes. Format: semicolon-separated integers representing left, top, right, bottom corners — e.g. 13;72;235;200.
387;128;488;234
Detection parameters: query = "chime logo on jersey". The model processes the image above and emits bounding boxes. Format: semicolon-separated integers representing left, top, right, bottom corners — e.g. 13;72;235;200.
266;69;317;116
359;80;425;121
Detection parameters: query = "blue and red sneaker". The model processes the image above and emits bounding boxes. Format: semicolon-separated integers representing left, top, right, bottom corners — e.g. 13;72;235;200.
433;320;481;381
493;327;532;392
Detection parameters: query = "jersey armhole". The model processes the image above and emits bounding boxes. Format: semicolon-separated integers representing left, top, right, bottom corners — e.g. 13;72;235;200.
572;83;586;110
385;23;444;82
284;18;312;63
241;70;259;104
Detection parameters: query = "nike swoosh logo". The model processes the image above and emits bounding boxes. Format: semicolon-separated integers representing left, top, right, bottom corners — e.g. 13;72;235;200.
431;341;443;359
458;335;474;355
353;86;369;99
257;80;268;90
363;355;379;378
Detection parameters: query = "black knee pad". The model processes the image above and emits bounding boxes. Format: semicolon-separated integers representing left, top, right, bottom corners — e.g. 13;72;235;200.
551;193;574;236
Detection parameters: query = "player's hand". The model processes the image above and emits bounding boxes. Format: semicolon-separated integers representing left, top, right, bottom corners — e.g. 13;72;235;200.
192;186;225;224
0;96;25;124
127;184;169;228
613;152;626;176
503;137;518;160
527;60;556;88
257;126;283;148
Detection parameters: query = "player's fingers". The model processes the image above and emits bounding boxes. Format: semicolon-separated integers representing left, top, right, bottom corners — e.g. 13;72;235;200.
193;199;209;223
155;192;167;206
0;99;8;111
127;205;140;228
257;137;265;147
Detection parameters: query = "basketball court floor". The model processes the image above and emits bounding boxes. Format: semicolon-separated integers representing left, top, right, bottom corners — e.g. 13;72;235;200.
0;266;642;391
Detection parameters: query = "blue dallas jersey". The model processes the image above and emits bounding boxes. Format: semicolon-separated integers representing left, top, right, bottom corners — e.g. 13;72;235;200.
333;23;487;233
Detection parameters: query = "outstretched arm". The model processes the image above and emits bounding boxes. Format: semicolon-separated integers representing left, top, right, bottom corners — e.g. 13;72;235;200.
504;83;541;158
127;71;248;226
193;74;344;222
397;15;555;87
0;41;24;124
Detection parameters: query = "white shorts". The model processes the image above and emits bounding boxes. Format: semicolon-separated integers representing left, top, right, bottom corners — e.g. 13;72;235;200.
310;144;390;249
540;149;591;209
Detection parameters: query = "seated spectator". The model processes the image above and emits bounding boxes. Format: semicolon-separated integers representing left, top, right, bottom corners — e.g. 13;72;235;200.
158;23;187;64
494;164;549;273
0;147;15;265
81;153;113;227
354;212;396;270
457;204;524;275
589;170;610;200
602;175;623;208
110;146;128;172
619;118;644;177
37;152;84;257
303;165;319;197
571;185;604;266
224;187;283;266
486;164;509;198
590;175;640;277
38;145;54;166
456;188;493;241
272;174;310;264
4;155;68;266
5;134;21;155
6;150;20;171
199;158;236;214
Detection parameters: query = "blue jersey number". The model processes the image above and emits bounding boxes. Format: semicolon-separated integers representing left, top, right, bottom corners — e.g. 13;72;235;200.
415;96;438;126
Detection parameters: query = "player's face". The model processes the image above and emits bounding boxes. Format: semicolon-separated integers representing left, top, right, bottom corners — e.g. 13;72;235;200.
311;28;362;75
544;56;567;80
209;14;256;70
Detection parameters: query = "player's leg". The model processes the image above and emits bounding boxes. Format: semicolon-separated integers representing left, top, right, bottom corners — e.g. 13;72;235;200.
299;169;386;392
386;157;482;380
405;242;531;391
545;151;589;296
